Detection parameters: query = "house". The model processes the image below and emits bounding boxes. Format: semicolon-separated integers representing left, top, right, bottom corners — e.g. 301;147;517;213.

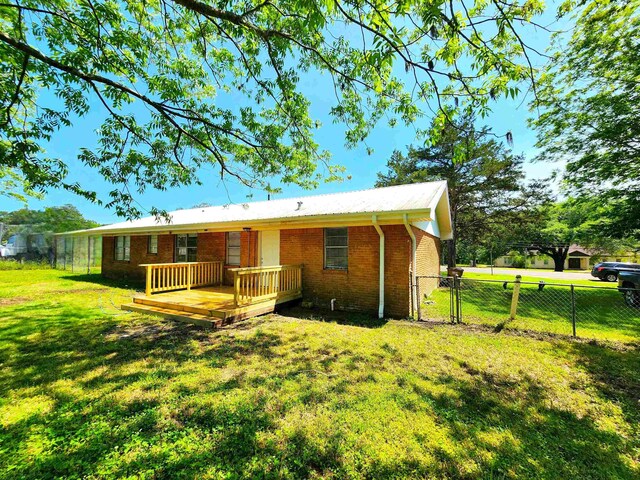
495;245;639;270
58;181;452;324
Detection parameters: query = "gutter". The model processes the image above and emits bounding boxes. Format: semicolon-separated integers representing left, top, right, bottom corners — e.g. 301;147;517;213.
372;214;385;319
403;213;418;318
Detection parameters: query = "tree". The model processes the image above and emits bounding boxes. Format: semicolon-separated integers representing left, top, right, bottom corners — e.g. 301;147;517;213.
532;0;640;239
0;0;548;218
513;199;633;272
0;166;43;204
376;114;547;267
0;205;99;243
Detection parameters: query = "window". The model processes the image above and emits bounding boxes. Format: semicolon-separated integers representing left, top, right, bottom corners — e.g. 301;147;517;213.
324;227;348;270
543;258;549;265
504;257;512;265
226;232;241;266
176;233;197;262
148;235;158;254
115;236;130;261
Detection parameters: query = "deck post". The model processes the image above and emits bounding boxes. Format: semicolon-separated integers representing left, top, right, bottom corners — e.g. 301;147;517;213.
187;264;192;290
145;265;152;296
233;271;240;307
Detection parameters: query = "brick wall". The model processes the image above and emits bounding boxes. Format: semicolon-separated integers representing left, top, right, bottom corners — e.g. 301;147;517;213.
280;225;416;318
102;234;175;282
101;226;440;318
413;227;442;300
102;231;258;285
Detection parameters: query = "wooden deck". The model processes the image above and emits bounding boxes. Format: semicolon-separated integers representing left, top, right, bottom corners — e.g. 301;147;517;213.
122;285;302;328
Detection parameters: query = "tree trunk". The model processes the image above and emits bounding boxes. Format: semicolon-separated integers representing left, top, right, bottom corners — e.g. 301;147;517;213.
550;248;569;272
447;239;457;268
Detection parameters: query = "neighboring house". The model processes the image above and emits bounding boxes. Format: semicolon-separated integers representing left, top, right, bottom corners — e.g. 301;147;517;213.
58;181;452;322
495;245;639;270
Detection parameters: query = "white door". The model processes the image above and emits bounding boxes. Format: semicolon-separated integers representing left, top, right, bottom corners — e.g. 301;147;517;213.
260;230;280;266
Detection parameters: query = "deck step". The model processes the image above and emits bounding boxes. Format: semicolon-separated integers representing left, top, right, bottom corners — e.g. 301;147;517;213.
122;302;224;328
132;296;227;317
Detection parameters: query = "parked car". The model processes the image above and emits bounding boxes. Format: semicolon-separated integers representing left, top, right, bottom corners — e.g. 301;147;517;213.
591;262;640;282
618;271;640;307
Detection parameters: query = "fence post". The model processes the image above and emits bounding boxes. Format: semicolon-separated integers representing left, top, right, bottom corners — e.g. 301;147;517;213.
87;237;91;274
454;274;462;323
449;276;455;323
509;275;522;320
570;284;577;337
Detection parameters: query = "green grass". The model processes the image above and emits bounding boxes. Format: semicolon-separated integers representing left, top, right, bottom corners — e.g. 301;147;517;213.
426;272;640;342
1;270;639;479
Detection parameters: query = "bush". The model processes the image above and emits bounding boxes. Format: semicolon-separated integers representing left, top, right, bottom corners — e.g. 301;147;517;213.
0;258;53;270
511;253;527;268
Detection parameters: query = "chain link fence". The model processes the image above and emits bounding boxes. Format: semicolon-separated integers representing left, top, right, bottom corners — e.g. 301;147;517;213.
416;275;640;342
55;235;102;273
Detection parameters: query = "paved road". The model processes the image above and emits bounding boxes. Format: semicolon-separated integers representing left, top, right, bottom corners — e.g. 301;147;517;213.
458;266;601;282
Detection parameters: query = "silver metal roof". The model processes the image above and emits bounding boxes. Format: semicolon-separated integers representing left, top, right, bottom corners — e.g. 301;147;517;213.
64;181;451;237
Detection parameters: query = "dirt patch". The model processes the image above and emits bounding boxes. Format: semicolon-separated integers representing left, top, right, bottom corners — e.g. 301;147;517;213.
103;320;206;342
0;297;29;306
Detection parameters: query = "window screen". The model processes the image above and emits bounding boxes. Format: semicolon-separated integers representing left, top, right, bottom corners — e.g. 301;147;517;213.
115;236;130;261
148;235;158;254
176;233;197;262
324;228;348;270
226;232;241;266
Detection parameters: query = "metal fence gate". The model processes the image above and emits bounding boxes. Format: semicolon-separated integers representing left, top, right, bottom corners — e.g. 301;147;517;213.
415;274;640;341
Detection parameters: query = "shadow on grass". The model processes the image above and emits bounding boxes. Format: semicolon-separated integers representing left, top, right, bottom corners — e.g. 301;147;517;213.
278;304;389;328
1;285;638;479
60;272;144;290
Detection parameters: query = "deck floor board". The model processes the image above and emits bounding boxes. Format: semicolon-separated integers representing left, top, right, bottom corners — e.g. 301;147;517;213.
125;285;301;324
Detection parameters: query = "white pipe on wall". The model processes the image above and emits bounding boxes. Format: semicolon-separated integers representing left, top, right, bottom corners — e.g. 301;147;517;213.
372;215;385;319
403;213;418;318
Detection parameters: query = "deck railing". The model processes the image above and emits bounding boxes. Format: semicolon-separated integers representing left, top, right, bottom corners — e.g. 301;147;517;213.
140;261;224;295
231;264;303;306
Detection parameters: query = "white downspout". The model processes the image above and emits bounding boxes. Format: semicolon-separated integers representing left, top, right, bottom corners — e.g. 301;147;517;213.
372;215;385;319
403;214;417;318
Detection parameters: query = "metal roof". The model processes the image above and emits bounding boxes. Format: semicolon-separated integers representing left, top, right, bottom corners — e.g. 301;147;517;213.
63;181;451;236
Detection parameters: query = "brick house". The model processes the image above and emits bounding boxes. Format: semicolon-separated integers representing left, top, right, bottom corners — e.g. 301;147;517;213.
63;181;452;323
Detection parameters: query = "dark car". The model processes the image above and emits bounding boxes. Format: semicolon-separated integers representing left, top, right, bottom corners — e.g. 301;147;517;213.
591;262;640;282
618;271;640;307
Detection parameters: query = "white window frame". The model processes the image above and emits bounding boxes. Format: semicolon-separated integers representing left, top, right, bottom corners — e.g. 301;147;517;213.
115;236;130;261
148;235;158;254
226;232;241;266
324;227;348;270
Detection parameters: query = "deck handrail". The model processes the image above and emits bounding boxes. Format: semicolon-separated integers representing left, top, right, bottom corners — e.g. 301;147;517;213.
142;261;223;295
233;264;302;307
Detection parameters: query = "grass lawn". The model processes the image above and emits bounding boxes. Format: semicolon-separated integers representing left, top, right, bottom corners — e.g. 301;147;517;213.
425;272;640;342
1;270;639;479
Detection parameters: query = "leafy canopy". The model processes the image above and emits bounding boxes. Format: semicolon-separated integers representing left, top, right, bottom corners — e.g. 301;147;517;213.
532;0;640;237
0;0;547;218
376;113;548;265
0;204;99;242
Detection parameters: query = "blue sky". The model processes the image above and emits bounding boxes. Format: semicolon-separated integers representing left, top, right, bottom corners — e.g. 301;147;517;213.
1;4;567;224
